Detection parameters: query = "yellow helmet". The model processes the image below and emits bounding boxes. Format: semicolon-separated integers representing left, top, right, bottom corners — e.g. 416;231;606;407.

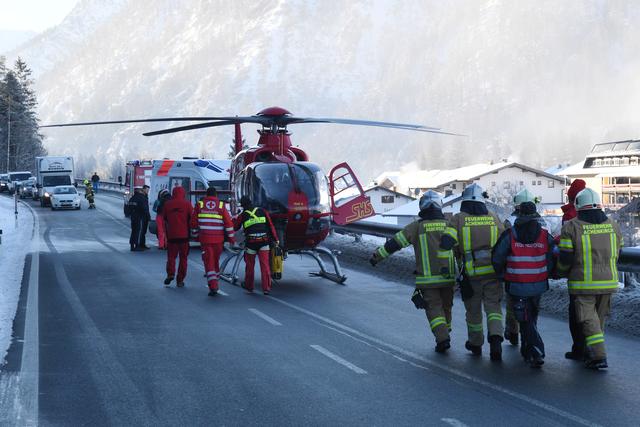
83;179;90;185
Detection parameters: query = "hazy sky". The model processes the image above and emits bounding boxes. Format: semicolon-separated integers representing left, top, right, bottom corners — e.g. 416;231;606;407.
0;0;79;32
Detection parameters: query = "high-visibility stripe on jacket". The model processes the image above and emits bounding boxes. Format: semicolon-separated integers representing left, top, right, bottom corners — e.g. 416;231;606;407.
375;219;455;288
558;218;623;294
236;207;278;245
504;228;549;283
446;212;504;279
191;197;235;244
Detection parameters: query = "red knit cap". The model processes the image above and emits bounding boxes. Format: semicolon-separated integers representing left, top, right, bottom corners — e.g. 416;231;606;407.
567;179;586;202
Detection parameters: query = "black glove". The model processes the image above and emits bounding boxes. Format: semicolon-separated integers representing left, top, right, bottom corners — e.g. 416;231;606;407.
459;275;474;301
411;289;426;310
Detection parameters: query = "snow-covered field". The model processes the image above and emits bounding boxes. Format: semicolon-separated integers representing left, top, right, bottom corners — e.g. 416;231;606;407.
0;197;35;367
324;232;640;337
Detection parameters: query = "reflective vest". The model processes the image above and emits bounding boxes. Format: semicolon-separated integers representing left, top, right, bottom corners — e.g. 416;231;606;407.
242;207;270;242
504;228;549;283
194;198;234;244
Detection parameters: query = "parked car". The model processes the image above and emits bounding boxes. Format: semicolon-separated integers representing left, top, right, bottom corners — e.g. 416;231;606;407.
7;171;33;194
19;177;37;199
50;185;81;210
0;174;8;192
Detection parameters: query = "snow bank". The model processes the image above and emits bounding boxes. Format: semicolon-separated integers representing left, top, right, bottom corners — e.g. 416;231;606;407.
0;197;35;367
324;233;640;337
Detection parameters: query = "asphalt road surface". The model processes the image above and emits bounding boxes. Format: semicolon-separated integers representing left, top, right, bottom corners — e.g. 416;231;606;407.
2;192;640;427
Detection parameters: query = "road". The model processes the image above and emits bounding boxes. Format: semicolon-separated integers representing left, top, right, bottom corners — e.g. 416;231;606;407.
2;191;639;426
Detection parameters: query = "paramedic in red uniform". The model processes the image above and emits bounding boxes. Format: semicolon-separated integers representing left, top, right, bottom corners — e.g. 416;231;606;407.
191;187;235;296
235;196;278;295
163;186;193;287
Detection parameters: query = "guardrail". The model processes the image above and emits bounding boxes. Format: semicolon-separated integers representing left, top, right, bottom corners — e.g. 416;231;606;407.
332;220;640;274
74;179;126;194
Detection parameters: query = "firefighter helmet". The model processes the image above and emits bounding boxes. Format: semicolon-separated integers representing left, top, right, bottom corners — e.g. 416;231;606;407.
461;183;486;203
513;188;536;206
575;188;602;210
419;190;443;210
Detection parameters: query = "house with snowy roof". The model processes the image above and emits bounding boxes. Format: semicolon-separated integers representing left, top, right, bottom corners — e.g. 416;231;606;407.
560;140;640;209
364;185;415;214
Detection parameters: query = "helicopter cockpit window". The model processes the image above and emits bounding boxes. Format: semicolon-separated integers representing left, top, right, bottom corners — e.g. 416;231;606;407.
251;163;330;214
331;166;361;207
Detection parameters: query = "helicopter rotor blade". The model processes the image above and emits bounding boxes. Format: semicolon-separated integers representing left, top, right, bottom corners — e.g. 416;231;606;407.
284;117;465;136
40;116;275;129
142;120;240;136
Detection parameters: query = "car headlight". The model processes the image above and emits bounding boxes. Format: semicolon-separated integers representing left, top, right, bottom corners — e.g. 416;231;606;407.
44;192;50;197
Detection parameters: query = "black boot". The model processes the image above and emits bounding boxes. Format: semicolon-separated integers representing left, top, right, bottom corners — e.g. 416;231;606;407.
585;358;608;370
435;339;451;354
489;335;503;361
504;331;519;346
465;341;482;356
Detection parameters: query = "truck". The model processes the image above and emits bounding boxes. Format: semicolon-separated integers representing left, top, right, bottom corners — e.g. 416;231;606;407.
123;160;154;217
34;156;75;207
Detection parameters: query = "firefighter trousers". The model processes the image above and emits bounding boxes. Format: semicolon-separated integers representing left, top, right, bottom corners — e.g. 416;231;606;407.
464;278;504;346
422;287;454;344
574;294;611;361
568;295;585;355
244;245;271;292
202;243;223;291
166;241;189;283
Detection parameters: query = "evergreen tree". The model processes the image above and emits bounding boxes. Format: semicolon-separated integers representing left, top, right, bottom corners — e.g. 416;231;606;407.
0;57;46;172
228;138;248;159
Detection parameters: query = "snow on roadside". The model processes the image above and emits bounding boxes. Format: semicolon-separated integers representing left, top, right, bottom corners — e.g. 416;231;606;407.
0;196;35;367
324;232;640;337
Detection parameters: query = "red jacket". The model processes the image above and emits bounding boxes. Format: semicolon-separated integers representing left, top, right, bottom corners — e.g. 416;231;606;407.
191;196;235;244
163;186;193;241
561;203;577;224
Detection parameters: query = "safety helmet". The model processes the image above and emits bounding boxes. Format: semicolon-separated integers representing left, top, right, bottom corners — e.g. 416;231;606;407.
513;188;536;206
83;179;89;185
461;183;486;203
419;190;443;210
575;188;602;210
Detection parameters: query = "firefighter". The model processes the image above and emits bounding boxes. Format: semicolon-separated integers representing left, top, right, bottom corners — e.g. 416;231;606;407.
440;183;505;361
235;196;278;295
558;188;623;370
502;188;548;346
191;187;235;296
370;191;456;353
163;186;193;287
492;201;556;368
560;178;587;360
128;186;150;251
83;179;96;209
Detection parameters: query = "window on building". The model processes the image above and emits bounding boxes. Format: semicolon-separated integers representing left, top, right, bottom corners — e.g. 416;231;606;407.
519;181;524;186
631;157;639;166
613;157;621;166
381;195;395;204
623;157;630;166
503;181;511;189
604;158;612;167
491;181;496;186
537;180;542;186
595;158;602;167
548;180;554;188
445;190;453;197
532;180;536;186
451;183;457;189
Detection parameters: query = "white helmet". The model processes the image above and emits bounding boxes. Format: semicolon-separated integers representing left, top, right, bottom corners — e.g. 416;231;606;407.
419;190;443;210
513;188;536;206
575;188;602;210
461;183;486;203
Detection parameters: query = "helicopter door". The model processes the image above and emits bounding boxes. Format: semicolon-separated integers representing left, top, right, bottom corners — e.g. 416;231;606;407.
329;162;375;225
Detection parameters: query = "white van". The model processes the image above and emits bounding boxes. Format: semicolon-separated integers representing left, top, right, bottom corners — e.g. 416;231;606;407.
148;158;231;222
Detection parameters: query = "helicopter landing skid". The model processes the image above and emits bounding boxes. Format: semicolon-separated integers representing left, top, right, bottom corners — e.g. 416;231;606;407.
219;247;245;286
293;247;347;284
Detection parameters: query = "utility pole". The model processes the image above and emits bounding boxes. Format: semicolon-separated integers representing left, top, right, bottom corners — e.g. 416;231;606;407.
6;97;10;173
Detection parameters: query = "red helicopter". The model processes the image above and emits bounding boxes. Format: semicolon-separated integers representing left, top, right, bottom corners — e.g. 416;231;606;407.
42;107;458;283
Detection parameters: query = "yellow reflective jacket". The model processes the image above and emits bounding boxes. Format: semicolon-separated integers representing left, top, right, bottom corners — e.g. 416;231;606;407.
558;218;623;295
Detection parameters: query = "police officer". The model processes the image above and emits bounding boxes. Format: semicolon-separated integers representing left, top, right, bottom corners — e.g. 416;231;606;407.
234;196;278;295
440;183;505;361
370;191;456;353
191;187;235;296
492;201;556;368
558;188;623;370
128;186;150;251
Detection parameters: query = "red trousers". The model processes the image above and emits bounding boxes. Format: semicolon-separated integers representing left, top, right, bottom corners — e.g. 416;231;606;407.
202;243;223;291
167;241;189;283
244;246;271;292
156;213;167;249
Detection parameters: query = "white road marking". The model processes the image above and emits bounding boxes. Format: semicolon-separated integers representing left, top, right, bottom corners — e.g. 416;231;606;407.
217;290;229;296
310;345;367;374
441;418;470;427
249;308;282;326
268;296;600;427
18;210;40;426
